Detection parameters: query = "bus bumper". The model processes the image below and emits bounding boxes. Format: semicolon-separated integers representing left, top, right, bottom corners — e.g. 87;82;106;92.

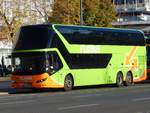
11;73;64;89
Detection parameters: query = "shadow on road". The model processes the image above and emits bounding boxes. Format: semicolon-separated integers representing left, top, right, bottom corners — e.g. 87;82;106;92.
0;80;150;95
0;85;117;94
136;80;150;84
7;84;121;94
8;88;65;94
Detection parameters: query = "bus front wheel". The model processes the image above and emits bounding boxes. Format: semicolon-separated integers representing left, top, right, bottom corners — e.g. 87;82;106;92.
64;75;73;91
124;72;133;86
116;72;124;87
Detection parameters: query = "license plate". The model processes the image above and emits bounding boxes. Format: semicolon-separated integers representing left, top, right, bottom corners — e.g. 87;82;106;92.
20;76;32;82
23;83;32;88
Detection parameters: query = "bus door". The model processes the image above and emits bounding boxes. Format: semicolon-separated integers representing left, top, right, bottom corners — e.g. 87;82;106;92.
146;45;150;79
46;51;63;75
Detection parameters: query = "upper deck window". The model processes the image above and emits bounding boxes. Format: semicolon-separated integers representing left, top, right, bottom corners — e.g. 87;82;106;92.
56;25;145;46
14;25;52;50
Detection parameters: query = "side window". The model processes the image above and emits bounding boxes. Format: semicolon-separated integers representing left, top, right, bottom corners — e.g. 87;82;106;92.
48;52;63;72
56;26;145;46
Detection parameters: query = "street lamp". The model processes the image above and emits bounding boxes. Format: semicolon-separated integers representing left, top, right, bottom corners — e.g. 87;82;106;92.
67;0;70;24
80;0;83;25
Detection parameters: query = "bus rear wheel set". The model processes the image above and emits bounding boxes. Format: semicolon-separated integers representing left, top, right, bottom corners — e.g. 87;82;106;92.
116;71;133;87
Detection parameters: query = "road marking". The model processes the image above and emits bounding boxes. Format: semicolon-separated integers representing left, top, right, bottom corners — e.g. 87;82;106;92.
134;85;150;88
0;100;36;105
58;104;99;110
0;93;37;99
74;93;103;98
132;97;150;102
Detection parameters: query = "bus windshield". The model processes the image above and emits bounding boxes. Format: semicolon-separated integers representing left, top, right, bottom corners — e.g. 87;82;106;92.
12;52;47;75
12;52;63;75
14;25;52;50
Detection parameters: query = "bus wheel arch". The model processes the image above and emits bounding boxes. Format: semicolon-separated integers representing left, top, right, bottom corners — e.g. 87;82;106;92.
64;74;74;91
116;71;124;87
124;71;133;86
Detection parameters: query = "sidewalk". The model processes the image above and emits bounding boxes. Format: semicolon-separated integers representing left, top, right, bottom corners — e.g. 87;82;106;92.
0;80;11;94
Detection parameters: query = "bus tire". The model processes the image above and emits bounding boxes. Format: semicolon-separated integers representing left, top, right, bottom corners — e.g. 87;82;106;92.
64;75;73;91
124;71;133;86
116;72;124;87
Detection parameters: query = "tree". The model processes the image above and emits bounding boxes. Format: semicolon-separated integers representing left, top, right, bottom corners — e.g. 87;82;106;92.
50;0;117;27
0;0;54;43
83;0;117;27
0;0;26;42
30;0;53;23
0;0;53;42
49;0;80;24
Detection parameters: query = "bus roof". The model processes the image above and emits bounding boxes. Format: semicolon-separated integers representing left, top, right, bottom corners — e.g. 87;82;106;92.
53;24;144;34
22;23;144;35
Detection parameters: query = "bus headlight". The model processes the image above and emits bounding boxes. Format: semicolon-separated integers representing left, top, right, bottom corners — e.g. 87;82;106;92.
36;78;47;83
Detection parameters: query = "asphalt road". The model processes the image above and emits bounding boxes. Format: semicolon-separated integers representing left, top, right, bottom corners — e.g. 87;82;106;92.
0;81;150;113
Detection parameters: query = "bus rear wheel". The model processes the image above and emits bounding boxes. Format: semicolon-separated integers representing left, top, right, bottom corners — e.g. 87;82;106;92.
64;75;73;91
116;72;124;87
124;72;133;86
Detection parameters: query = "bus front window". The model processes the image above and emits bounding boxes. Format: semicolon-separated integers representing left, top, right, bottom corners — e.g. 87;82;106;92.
12;52;47;75
12;52;63;75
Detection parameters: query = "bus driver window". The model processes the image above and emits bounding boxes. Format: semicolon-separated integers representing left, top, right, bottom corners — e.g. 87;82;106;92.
47;52;63;74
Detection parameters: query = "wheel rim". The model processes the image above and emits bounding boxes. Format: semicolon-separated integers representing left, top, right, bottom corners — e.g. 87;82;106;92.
117;73;123;86
118;76;123;85
126;73;132;85
65;79;72;88
64;76;73;91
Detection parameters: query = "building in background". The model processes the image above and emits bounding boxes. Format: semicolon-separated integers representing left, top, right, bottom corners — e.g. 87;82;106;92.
113;0;150;22
112;0;150;35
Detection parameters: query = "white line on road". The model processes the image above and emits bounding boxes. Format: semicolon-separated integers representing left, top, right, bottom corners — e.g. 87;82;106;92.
0;93;37;99
58;104;99;110
73;93;104;98
0;100;36;105
132;97;150;102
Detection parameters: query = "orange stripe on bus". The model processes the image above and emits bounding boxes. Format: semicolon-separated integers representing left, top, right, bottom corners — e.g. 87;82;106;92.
125;46;137;65
130;59;138;71
133;70;147;82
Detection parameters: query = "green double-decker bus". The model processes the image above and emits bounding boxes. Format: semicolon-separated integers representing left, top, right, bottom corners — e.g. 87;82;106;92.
11;24;147;91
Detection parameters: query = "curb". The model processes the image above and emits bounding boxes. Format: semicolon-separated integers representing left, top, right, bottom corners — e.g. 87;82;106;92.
0;92;8;95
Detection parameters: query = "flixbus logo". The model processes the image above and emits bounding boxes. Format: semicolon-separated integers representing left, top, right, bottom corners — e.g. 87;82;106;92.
80;45;100;53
